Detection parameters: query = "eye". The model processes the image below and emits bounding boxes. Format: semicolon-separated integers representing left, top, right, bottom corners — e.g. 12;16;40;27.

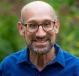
23;24;27;26
28;23;38;29
43;21;51;28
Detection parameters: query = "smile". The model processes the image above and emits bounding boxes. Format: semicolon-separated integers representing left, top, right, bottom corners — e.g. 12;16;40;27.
32;41;49;47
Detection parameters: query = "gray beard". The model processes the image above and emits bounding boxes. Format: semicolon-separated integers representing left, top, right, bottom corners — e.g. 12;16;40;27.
28;41;54;55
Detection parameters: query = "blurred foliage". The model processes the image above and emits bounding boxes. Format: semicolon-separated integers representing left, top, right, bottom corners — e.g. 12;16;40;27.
0;0;79;61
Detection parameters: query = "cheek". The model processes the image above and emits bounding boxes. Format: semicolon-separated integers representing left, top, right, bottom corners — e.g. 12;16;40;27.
24;31;30;42
24;31;34;42
48;32;56;41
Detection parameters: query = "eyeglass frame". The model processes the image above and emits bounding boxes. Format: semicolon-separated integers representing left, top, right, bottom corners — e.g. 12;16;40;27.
21;20;56;33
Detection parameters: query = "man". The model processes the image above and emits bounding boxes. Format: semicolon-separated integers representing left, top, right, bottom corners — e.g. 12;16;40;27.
0;1;79;76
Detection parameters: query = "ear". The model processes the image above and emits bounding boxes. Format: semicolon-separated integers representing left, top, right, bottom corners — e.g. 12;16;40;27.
54;19;60;34
17;21;25;36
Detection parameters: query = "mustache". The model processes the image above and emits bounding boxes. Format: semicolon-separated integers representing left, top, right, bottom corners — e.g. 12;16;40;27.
32;35;51;41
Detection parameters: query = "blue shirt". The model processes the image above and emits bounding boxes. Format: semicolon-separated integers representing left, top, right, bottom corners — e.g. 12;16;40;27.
0;44;79;76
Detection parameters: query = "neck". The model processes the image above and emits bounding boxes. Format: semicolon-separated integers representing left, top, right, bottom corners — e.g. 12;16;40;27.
30;47;56;71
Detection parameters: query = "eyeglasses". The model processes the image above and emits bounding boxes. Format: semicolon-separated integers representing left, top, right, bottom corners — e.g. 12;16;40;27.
22;20;55;33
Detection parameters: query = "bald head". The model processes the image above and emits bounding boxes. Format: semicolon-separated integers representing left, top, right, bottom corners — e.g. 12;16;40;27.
22;1;52;10
20;1;57;23
18;1;60;54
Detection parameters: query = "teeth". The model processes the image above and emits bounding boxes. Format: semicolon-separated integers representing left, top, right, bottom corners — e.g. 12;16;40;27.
36;40;46;42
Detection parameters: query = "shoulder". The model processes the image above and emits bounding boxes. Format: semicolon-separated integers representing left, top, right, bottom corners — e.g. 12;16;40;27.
63;51;79;62
55;44;79;65
61;50;79;75
63;51;79;68
0;49;26;68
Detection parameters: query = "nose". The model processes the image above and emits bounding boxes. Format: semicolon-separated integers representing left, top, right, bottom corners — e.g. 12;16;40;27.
36;26;46;37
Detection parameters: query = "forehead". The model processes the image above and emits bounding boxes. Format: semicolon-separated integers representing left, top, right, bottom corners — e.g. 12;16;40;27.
23;8;53;22
21;2;56;22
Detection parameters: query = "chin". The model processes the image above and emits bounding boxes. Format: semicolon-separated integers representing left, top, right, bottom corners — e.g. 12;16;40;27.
31;46;52;55
29;41;54;55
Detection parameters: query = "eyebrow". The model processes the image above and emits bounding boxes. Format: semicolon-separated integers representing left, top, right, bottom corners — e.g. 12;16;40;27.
27;19;53;23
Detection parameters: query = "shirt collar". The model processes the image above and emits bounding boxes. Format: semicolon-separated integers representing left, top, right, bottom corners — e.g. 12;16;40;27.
17;48;30;64
52;44;66;67
17;44;66;67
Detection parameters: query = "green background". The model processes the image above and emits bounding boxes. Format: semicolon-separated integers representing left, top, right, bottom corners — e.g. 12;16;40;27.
0;0;79;61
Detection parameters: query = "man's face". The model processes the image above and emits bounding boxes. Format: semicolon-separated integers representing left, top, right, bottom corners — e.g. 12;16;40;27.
19;6;59;55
